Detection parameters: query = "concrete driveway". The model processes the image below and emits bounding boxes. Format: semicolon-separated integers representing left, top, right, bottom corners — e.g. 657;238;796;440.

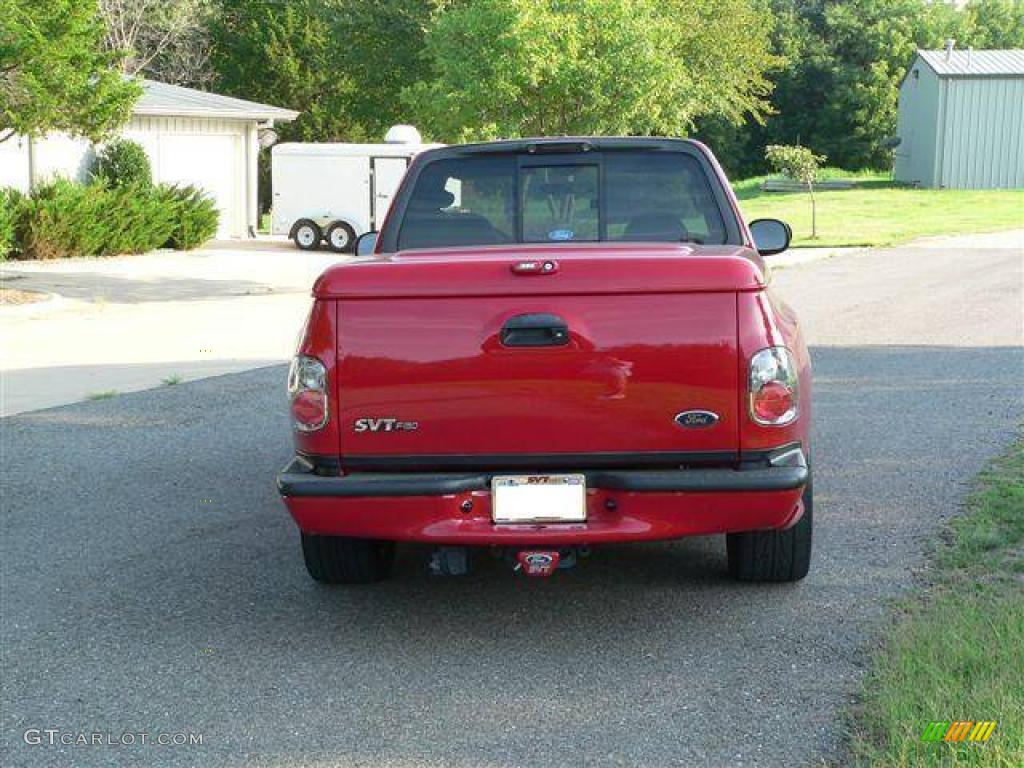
0;240;344;416
1;231;1022;767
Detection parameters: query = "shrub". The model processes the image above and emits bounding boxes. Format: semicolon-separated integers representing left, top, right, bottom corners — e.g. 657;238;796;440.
91;139;152;189
14;179;175;260
158;184;219;249
16;180;107;259
0;187;24;260
9;178;219;260
104;184;177;254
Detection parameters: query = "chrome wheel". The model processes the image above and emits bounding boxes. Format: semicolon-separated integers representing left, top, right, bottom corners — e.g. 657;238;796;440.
296;225;317;248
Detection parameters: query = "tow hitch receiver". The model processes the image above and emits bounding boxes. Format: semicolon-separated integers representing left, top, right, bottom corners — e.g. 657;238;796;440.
515;550;561;577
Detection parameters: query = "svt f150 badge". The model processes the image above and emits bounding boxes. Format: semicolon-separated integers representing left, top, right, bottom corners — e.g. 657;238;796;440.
354;418;419;433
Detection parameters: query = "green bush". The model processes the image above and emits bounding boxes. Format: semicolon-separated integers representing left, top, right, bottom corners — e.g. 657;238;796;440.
91;139;153;188
14;179;175;260
0;187;24;260
9;178;220;260
158;184;219;250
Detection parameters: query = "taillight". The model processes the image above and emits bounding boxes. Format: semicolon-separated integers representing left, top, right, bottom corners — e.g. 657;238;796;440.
749;347;798;425
287;355;328;432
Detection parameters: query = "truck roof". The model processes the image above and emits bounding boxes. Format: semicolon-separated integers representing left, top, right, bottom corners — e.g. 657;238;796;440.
272;142;443;158
416;136;706;159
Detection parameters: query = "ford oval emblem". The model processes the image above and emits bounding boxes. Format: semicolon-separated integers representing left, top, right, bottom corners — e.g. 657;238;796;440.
674;410;719;429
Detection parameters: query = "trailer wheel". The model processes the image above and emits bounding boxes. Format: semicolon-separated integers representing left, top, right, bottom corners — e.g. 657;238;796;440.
292;219;321;250
325;221;356;253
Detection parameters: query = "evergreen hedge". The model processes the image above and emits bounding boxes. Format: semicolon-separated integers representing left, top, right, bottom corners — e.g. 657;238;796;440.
3;179;219;260
0;188;23;260
157;184;221;250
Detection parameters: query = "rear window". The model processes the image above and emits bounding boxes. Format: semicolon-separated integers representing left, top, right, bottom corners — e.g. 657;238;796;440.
396;151;728;250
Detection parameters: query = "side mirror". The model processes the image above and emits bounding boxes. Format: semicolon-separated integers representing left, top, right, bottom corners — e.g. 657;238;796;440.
749;219;792;256
355;231;378;256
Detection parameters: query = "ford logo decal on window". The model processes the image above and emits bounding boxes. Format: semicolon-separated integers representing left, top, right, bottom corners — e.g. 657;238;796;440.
674;410;719;428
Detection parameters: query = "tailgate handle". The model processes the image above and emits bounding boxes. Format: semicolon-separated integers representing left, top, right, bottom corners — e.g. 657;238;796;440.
501;313;570;347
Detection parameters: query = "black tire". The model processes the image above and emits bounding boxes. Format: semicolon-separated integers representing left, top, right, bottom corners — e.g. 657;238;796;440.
727;481;813;582
325;221;356;253
301;533;395;584
292;219;321;251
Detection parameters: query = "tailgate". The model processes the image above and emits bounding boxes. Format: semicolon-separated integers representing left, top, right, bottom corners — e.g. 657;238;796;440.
335;291;739;464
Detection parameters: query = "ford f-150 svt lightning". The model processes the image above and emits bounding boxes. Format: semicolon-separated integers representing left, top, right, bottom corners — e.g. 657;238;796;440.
277;138;812;584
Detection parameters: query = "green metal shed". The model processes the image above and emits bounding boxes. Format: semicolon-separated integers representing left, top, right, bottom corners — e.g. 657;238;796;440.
894;47;1024;189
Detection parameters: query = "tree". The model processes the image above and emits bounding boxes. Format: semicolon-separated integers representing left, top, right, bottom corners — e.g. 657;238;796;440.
817;0;957;170
697;0;1005;174
210;0;436;213
210;0;355;143
330;0;439;138
765;144;825;239
695;0;833;176
0;0;140;143
961;0;1024;48
210;0;435;143
403;0;780;142
98;0;216;88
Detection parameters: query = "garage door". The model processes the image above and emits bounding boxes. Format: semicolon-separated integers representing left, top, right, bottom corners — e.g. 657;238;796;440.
157;134;241;238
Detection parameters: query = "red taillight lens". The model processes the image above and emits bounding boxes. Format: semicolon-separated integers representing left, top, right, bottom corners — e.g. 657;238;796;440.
291;389;326;428
752;380;795;423
749;347;799;426
287;355;328;432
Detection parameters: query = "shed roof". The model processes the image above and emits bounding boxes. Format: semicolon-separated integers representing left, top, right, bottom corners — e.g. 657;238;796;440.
134;79;300;122
916;49;1024;78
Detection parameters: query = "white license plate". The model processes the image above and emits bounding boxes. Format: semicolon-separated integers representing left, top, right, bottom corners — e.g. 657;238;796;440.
491;474;587;523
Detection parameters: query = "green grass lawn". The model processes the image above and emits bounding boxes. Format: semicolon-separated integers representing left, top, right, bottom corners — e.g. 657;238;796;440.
733;170;1024;248
848;440;1024;767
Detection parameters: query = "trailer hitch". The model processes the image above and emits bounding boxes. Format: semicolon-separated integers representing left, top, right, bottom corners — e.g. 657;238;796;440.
514;550;561;577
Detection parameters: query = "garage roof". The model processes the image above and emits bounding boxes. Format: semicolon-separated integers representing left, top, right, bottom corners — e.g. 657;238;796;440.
916;49;1024;78
134;79;300;122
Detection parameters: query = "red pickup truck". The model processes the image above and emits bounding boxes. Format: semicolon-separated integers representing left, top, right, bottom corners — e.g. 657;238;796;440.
277;138;812;584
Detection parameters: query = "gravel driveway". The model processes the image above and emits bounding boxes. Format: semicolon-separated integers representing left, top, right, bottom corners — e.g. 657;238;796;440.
1;233;1021;767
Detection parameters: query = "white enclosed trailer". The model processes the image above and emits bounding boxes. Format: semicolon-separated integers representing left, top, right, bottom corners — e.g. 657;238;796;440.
271;132;438;252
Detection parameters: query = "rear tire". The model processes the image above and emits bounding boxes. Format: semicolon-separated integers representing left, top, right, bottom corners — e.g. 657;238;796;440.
727;481;813;582
292;219;321;251
301;533;395;584
325;221;356;253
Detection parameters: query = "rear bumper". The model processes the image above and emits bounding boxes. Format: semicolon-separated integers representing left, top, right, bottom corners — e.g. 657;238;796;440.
277;447;808;545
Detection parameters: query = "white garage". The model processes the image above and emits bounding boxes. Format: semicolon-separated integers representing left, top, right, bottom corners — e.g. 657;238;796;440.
0;79;298;238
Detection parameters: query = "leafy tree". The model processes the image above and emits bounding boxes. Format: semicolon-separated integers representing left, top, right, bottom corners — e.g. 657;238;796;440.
765;144;825;238
698;0;1015;174
817;0;956;169
210;0;357;143
0;0;140;143
403;0;780;142
210;0;435;143
695;0;832;176
210;0;436;212
331;0;439;138
960;0;1024;48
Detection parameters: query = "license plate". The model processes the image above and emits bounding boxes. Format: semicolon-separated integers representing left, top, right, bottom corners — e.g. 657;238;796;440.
491;474;586;523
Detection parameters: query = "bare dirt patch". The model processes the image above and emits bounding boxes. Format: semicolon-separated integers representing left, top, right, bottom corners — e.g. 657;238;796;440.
0;286;49;305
